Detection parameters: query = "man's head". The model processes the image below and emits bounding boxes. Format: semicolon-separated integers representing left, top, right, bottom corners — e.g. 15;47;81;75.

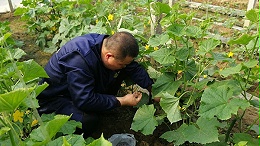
101;31;139;70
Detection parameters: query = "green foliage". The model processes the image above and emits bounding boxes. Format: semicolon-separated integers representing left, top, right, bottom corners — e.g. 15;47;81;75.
14;0;150;53
198;85;250;120
47;135;85;146
160;117;221;145
138;2;258;145
152;74;182;97
131;104;158;135
87;134;112;146
160;92;181;123
233;133;259;146
0;21;113;146
0;88;33;112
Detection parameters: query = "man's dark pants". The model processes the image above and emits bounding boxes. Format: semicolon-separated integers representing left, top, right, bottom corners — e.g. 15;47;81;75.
37;71;127;138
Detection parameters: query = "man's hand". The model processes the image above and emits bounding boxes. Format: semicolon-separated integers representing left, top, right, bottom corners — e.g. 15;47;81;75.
116;92;142;106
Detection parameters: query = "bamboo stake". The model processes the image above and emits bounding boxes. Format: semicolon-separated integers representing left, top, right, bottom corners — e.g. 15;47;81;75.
7;0;14;12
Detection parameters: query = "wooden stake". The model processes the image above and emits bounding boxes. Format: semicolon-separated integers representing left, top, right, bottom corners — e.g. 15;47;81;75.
7;0;14;12
243;0;257;27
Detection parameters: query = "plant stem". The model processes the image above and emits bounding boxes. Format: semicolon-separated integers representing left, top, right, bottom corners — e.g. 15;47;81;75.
244;117;259;133
8;130;16;146
225;118;237;143
250;36;259;60
0;114;18;146
238;110;246;132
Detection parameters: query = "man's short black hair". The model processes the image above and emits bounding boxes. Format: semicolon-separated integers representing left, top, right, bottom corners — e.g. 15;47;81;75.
105;31;139;60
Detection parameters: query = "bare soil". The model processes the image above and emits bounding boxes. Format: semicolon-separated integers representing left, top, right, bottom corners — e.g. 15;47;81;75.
0;0;258;145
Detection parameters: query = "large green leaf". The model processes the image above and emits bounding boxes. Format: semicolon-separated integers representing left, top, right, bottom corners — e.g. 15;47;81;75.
35;83;49;97
219;64;242;77
227;34;256;45
150;2;171;15
131;104;158;135
245;37;258;51
161;117;220;145
250;125;259;135
199;85;250;120
148;34;169;47
167;23;185;37
59;18;73;36
175;47;189;61
242;60;258;68
160;123;189;145
186;117;220;144
29;115;70;143
1;48;26;63
192;78;214;90
47;135;85;146
185;25;202;38
212;52;234;62
233;133;259;146
152;73;182;97
8;48;26;60
87;134;112;146
185;60;198;81
208;80;243;96
149;47;175;65
0;88;33;112
19;59;49;82
22;83;48;108
245;9;259;23
59;120;82;135
160;92;181;123
188;117;220;144
197;39;220;56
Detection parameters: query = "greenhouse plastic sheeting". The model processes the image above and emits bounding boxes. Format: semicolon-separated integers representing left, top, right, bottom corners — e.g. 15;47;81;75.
0;0;23;13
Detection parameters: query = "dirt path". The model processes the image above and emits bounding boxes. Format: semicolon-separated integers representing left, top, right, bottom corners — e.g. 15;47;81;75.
191;0;259;10
0;13;51;66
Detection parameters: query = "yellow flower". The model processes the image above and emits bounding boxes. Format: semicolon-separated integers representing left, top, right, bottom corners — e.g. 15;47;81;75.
145;45;149;50
143;24;146;28
25;110;30;115
111;31;115;35
108;14;114;21
13;110;24;123
176;91;181;97
177;70;182;74
31;119;38;127
227;51;234;58
203;75;208;78
219;68;223;71
95;19;98;24
154;47;159;51
51;26;56;31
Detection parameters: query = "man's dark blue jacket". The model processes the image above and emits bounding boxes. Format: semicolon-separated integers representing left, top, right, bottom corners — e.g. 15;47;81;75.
37;33;153;113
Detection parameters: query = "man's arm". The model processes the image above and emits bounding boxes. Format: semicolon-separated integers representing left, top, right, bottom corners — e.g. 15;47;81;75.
59;52;121;112
124;61;154;89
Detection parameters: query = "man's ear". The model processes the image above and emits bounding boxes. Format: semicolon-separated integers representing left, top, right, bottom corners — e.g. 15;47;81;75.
105;52;113;59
